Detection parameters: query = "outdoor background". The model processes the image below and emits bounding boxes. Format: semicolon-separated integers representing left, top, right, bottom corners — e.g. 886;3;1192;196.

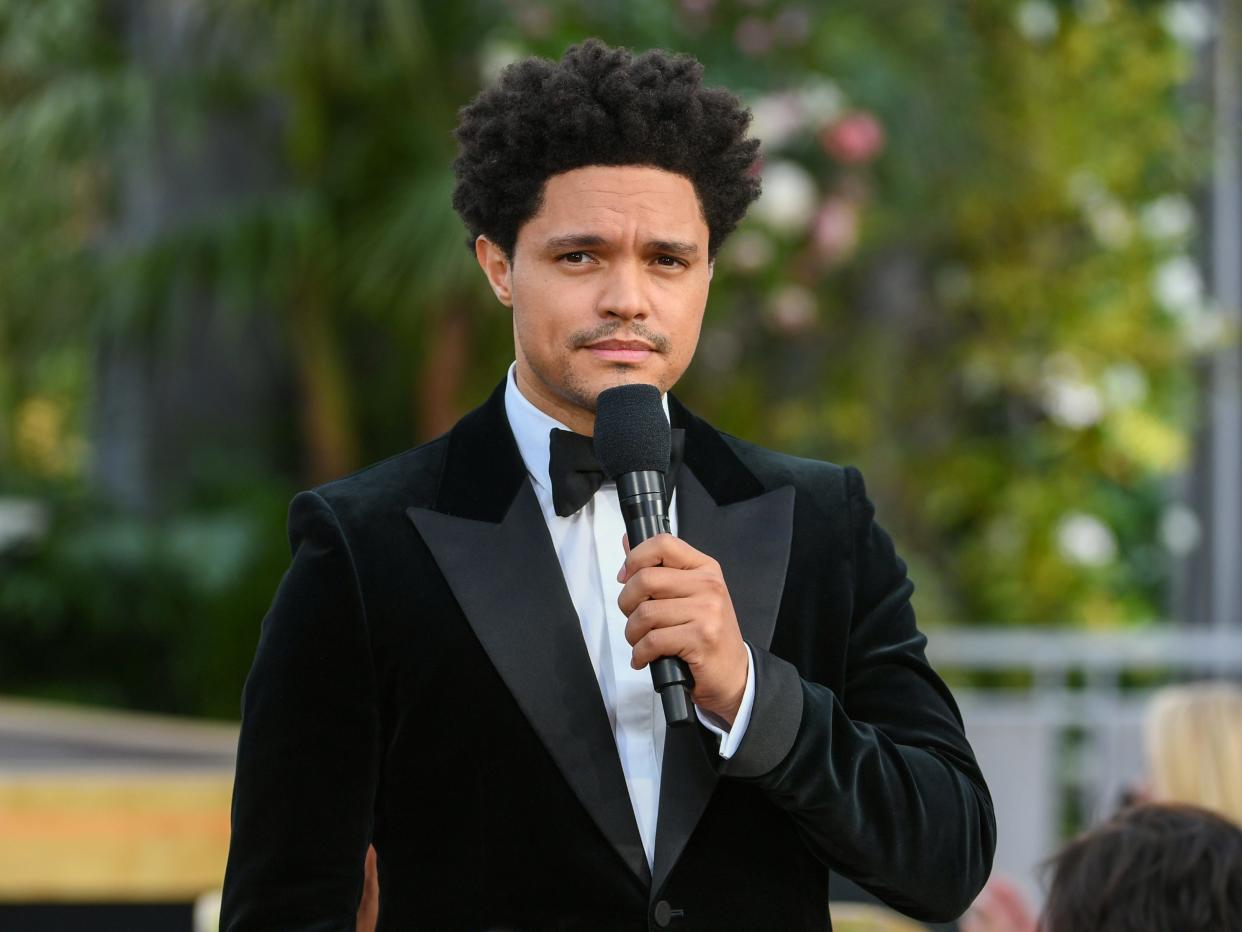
1;0;1239;927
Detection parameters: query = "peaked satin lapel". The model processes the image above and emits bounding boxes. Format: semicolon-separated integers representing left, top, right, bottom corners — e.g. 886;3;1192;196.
407;485;650;888
652;466;796;896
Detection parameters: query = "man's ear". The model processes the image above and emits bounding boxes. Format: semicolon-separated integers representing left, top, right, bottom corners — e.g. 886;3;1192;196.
475;236;514;307
707;258;715;282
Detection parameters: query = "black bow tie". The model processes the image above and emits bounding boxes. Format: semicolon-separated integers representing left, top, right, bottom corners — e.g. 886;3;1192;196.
547;427;685;518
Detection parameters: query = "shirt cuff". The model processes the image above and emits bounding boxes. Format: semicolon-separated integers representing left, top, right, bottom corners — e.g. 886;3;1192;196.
694;644;756;760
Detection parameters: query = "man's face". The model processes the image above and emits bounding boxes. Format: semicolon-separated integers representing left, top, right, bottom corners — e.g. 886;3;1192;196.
476;165;712;433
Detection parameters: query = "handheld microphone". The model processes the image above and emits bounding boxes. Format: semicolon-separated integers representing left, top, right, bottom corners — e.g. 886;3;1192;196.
594;383;694;727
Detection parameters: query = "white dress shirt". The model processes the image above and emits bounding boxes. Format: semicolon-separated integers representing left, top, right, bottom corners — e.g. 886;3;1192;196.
503;363;754;869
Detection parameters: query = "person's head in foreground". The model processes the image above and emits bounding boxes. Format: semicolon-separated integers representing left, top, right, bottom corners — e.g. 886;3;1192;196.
1040;802;1242;932
1144;680;1242;825
963;680;1242;932
452;38;760;433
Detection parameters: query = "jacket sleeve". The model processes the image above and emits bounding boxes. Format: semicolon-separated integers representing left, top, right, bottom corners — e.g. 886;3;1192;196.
719;466;996;922
220;490;382;932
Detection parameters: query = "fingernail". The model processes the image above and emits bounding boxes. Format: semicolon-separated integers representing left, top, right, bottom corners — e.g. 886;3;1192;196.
617;565;626;583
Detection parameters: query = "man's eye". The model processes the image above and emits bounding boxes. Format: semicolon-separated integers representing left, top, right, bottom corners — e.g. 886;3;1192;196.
561;252;590;264
655;255;685;268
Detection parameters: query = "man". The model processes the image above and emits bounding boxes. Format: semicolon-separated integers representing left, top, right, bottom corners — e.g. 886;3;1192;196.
222;39;995;931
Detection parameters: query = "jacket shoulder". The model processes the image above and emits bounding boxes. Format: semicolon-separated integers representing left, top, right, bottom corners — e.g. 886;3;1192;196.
307;434;450;527
715;430;855;516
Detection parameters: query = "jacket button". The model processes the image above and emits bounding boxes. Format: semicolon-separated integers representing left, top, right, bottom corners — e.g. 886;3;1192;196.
653;900;685;927
653;900;672;927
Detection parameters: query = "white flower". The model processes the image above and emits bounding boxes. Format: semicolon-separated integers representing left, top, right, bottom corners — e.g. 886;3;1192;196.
1085;199;1134;248
1153;255;1205;317
1140;195;1196;241
1056;512;1118;567
749;81;848;154
1151;255;1228;350
752;160;818;234
0;497;50;553
1068;172;1133;247
1041;354;1104;429
478;38;527;84
1101;362;1149;408
723;229;775;273
749;94;804;152
1162;2;1214;47
1015;0;1059;42
1043;378;1105;428
795;78;846;126
1159;504;1201;555
1184;308;1229;352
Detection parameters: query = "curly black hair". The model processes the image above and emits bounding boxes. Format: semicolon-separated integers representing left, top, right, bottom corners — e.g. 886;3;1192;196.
451;39;761;260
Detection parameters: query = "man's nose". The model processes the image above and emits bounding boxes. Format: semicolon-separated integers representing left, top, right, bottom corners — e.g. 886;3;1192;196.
597;261;648;320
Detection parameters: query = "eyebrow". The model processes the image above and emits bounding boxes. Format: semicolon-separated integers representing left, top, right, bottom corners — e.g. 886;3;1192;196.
648;239;700;258
543;234;700;258
544;234;607;251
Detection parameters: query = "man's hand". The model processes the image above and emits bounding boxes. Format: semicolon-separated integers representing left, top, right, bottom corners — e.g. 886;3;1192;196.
616;533;748;725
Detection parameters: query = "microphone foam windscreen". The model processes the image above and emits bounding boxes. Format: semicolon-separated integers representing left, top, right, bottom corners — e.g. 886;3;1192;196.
593;384;671;478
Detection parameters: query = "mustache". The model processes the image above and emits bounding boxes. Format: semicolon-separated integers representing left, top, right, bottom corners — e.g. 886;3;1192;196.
568;321;670;353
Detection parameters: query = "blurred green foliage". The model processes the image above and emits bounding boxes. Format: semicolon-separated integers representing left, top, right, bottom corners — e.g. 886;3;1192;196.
0;476;291;716
0;0;1212;716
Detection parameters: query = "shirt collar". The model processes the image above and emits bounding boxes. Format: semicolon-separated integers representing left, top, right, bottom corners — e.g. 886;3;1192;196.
504;362;570;498
502;361;672;498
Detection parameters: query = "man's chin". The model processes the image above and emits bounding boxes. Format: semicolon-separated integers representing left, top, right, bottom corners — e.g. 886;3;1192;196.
582;367;668;404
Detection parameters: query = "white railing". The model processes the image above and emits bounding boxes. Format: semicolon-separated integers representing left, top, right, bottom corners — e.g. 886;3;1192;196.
923;625;1242;907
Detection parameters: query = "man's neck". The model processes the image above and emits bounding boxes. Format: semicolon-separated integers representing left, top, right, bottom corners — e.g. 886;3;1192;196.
513;364;596;436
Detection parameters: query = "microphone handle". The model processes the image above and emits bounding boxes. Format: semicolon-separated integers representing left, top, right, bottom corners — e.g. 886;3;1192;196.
617;471;695;727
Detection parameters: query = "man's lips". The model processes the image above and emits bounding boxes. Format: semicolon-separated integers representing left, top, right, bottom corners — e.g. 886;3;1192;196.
584;339;656;362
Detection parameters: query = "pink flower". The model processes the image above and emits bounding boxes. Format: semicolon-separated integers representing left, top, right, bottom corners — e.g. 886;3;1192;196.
766;285;819;335
734;17;774;56
515;4;553;38
773;7;812;46
820;111;885;164
813;196;859;263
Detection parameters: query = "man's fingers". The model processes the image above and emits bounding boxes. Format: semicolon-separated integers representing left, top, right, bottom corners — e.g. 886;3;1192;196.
618;533;716;582
623;597;697;646
630;625;693;670
617;565;701;614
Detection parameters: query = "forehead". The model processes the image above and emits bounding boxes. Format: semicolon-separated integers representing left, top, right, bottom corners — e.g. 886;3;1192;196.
522;165;707;242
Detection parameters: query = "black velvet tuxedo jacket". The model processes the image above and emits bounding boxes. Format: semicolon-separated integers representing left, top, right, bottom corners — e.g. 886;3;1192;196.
221;380;996;932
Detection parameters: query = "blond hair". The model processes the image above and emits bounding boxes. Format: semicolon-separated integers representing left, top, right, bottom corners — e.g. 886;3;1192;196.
1145;682;1242;826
